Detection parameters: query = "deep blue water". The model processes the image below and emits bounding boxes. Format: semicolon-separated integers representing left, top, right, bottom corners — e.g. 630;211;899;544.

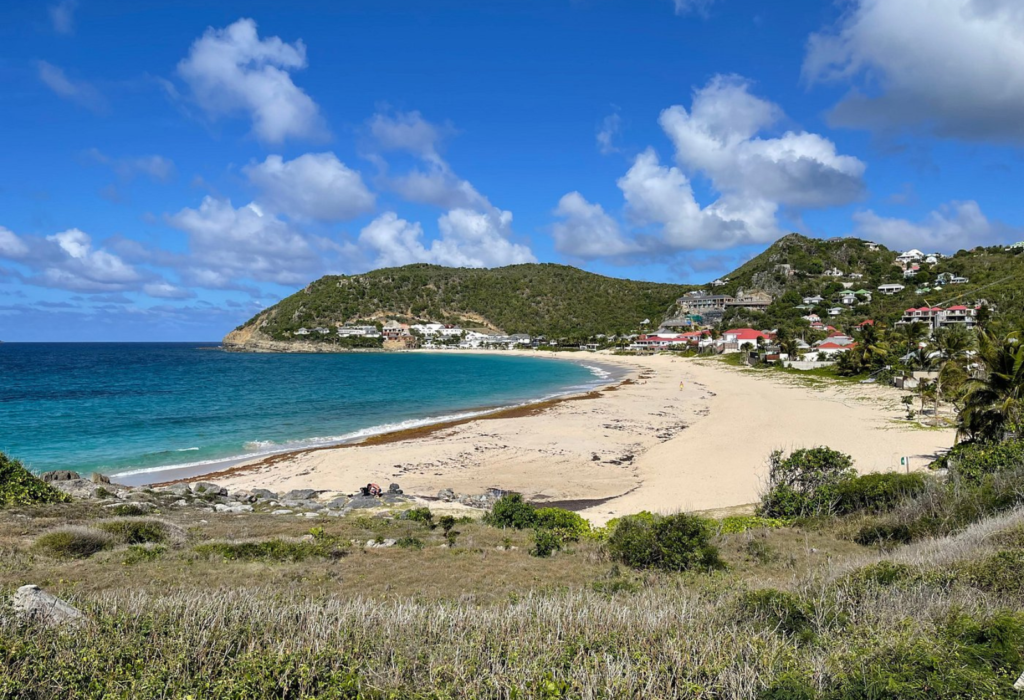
0;344;610;479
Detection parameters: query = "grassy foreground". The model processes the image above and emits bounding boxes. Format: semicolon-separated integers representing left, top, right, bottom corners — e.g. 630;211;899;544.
3;494;1024;698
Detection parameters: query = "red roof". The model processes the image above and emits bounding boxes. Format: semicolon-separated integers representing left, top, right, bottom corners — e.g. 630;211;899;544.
948;305;968;311
725;328;772;341
857;320;875;327
818;342;855;350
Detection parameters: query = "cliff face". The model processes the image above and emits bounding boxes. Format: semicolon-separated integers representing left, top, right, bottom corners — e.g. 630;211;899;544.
222;322;369;353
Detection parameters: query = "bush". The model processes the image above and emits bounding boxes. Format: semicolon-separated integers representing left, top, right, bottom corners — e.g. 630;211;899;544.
96;519;169;545
759;447;856;518
396;536;424;550
960;550;1024;594
0;452;71;507
484;493;538;529
35;526;113;558
402;507;435;528
835;472;928;514
534;508;590;540
531;529;563;557
717;515;788;534
739;589;816;643
194;538;347;562
111;503;150;517
847;560;917;588
854;521;913;547
606;512;723;572
122;544;166;565
932;439;1024;483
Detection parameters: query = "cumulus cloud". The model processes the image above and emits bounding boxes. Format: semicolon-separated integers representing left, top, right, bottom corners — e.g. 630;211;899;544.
0;227;30;258
368;110;448;159
49;0;77;34
851;201;1020;252
37;61;106;112
0;226;142;292
596;111;622;155
805;0;1024;141
143;281;195;299
359;210;535;269
244;152;374;221
552;76;862;258
167;197;325;286
659;75;865;208
176;18;327;144
552;192;636;259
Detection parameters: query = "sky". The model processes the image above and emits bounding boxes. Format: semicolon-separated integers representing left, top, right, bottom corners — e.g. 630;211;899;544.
1;0;1023;341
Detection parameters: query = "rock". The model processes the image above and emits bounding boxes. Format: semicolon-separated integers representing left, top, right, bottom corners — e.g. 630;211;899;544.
364;539;397;548
347;496;381;510
282;489;318;501
41;470;81;483
382;494;408;504
172;499;189;507
49;479;107;499
103;502;155;512
325;497;349;509
214;503;253;513
438;488;456;502
190;482;227;497
158;484;191;497
229;490;255;503
250;488;278;501
90;472;112;484
12;585;85;627
301;512;320;518
270;509;293;515
388;483;403;494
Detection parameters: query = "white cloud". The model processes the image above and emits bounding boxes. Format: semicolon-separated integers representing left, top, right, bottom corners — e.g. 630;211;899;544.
359;210;535;269
617;148;780;250
596;112;622;155
552;192;636;258
167;197;323;286
176;18;327;144
368;110;446;159
143;281;195;299
84;149;176;182
244;153;375;221
0;227;29;258
659;75;866;208
805;0;1024;141
49;0;77;35
37;61;106;112
673;0;717;16
39;229;142;292
851;201;1019;252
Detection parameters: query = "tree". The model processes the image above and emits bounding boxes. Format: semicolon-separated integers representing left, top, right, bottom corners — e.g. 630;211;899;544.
958;330;1024;442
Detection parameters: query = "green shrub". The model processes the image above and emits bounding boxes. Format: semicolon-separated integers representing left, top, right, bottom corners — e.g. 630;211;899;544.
606;512;723;572
396;536;424;550
402;507;435;528
484;493;538;529
960;550;1024;594
534;508;590;540
531;529;563;557
194;538;346;562
931;439;1024;483
835;472;928;514
854;521;914;547
717;515;789;534
0;452;71;507
96;519;168;545
759;447;856;518
847;560;916;588
111;503;150;517
35;527;113;558
757;672;816;700
739;589;816;643
122;544;166;565
744;540;778;565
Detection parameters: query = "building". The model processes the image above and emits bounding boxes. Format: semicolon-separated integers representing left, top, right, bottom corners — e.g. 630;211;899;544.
878;284;906;295
721;328;774;352
950;276;970;284
802;314;821;324
839;292;857;305
903;265;921;279
896;249;925;264
802;295;824;305
828;307;843;317
382;320;411;340
337;325;380;338
815;341;856;357
726;290;773;311
823;267;844;277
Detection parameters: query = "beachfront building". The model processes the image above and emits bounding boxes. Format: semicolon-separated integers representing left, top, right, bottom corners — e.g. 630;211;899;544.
337;325;380;338
676;292;734;326
720;328;774;352
898;305;978;330
382;320;411;340
878;284;906;295
815;341;856;357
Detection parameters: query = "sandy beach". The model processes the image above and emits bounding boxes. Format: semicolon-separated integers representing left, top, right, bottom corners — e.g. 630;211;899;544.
202;351;955;524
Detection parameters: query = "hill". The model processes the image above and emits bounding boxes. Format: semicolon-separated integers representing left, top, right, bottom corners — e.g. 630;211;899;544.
225;263;693;347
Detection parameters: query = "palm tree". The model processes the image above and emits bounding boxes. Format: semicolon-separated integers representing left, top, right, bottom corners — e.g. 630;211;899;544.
852;323;890;371
958;330;1024;442
931;325;976;420
906;346;936;417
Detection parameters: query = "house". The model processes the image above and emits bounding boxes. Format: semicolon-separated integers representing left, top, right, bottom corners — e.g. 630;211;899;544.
867;243;880;251
815;341;856;357
802;314;821;324
822;267;844;277
950;276;969;284
839;293;858;305
878;284;905;295
802;295;825;305
848;272;864;280
382;320;411;340
630;334;692;350
410;323;445;336
710;278;728;287
925;255;939;265
855;319;875;329
337;325;379;337
726;290;773;311
828;307;843;317
679;293;734;312
903;265;921;279
896;249;925;264
936;306;977;329
898;307;943;326
721;328;775;352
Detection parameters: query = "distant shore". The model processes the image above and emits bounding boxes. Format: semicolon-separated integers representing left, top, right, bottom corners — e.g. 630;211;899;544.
190;349;955;524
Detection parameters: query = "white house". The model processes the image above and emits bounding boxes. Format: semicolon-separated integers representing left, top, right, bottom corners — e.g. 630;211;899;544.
802;295;824;305
897;249;924;264
802;313;821;323
337;325;379;338
950;276;969;284
823;267;844;277
827;307;843;317
878;284;906;295
839;293;857;305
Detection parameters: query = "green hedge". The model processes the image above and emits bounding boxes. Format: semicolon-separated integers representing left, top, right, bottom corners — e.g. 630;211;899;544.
0;452;70;507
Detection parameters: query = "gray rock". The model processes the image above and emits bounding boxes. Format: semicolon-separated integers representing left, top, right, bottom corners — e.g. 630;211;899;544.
12;585;85;627
190;482;227;497
172;499;189;507
214;503;253;514
50;479;106;499
90;472;112;484
228;490;255;503
270;509;293;515
347;496;381;510
282;489;318;501
250;488;278;500
301;512;320;518
437;488;456;502
158;484;191;497
364;539;397;548
41;470;81;483
325;497;349;509
103;501;155;512
388;483;403;494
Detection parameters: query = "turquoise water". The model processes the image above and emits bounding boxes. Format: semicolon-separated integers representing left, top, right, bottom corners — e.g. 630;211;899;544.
0;344;612;480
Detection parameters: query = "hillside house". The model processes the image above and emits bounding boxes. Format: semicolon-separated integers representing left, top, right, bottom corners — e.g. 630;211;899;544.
726;291;773;311
878;284;905;295
337;325;379;337
803;295;824;305
937;306;977;329
823;267;844;277
382;320;412;341
897;249;925;264
828;307;843;317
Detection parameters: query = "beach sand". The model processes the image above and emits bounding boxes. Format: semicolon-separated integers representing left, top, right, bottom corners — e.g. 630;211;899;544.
209;352;954;524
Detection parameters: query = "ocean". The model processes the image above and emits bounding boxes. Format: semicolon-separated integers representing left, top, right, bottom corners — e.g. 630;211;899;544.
0;343;615;482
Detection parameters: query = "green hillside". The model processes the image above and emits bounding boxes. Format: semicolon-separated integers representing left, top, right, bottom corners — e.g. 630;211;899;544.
234;263;694;340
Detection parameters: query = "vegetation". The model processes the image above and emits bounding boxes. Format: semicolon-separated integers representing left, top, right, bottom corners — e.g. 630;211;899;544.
605;512;723;572
233;263;692;340
758;447;856;518
34;526;113;559
0;452;70;507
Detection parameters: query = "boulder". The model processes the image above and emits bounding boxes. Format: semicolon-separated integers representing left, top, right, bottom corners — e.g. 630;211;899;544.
282;489;318;501
190;482;227;497
388;483;403;494
437;488;456;502
214;503;253;514
325;497;349;509
90;472;112;484
250;488;278;501
158;484;191;497
228;490;256;503
12;585;85;627
41;470;81;483
49;479;108;499
347;496;381;510
270;509;293;515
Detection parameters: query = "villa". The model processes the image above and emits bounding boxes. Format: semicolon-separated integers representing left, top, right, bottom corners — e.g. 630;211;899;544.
878;284;906;295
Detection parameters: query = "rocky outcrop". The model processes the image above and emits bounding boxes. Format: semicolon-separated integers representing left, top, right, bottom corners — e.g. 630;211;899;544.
13;585;85;627
41;470;81;482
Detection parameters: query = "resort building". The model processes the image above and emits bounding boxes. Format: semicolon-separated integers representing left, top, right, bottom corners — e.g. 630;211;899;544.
720;328;774;352
382;320;411;340
726;291;773;311
897;305;978;330
337;325;380;337
878;284;906;295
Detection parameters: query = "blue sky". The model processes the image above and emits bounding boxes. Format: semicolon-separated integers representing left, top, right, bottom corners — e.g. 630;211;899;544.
2;0;1023;341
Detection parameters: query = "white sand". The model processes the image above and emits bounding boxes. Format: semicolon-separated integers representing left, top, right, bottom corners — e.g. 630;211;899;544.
215;352;954;524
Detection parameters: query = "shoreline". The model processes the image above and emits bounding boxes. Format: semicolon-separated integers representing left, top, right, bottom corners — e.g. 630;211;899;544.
113;350;629;487
193;351;956;524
